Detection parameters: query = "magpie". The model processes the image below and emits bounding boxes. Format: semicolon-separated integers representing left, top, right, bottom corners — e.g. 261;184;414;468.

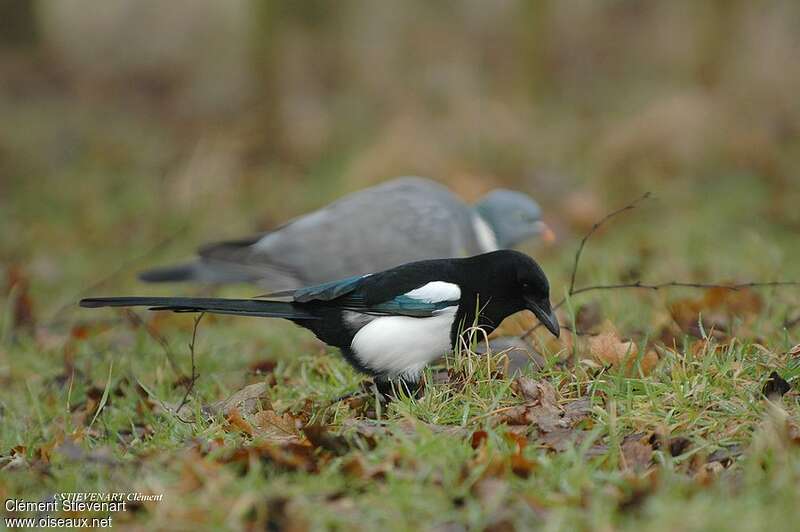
138;177;554;291
82;250;559;395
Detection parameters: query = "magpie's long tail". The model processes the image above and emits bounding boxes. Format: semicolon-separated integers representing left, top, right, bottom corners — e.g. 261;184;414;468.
79;296;318;320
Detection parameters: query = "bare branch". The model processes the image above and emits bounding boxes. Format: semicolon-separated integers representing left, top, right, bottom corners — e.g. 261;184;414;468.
568;192;652;295
569;280;800;297
521;191;799;340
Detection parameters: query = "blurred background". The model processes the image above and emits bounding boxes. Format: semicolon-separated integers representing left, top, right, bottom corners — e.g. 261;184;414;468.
2;0;799;324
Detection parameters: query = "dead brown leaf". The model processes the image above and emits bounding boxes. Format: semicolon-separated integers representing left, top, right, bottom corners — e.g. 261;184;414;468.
251;410;303;443
340;454;388;480
226;408;256;436
302;424;350;455
669;287;763;338
471;430;488;449
205;382;270;417
494;377;592;448
341;419;469;441
621;438;653;473
585;331;658;375
575;302;603;333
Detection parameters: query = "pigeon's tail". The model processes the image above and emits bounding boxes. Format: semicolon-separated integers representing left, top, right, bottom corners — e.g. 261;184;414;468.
138;260;271;285
138;263;198;283
79;296;318;320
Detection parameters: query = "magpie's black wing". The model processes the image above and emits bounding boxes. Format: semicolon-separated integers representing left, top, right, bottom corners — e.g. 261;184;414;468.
265;274;368;302
264;261;461;318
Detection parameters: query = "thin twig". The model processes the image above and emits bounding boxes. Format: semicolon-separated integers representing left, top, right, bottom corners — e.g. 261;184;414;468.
522;192;799;339
568;192;652;295
176;312;204;415
568;280;800;298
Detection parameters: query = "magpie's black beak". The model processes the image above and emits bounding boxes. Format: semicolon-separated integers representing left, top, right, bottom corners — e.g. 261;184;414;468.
525;297;560;338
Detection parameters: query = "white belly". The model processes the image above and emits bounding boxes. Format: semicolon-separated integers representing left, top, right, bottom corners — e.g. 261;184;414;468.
350;307;457;380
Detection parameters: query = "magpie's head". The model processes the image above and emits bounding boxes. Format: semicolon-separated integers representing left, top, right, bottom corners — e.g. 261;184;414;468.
474;189;552;248
482;250;560;338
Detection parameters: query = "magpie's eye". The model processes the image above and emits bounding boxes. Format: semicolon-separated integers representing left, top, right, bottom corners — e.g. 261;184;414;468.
521;281;531;290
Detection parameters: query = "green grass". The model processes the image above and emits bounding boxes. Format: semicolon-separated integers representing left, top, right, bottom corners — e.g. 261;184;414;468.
2;98;800;531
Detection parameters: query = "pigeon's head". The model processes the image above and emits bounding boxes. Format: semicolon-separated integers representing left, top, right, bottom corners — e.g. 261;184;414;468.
474;189;552;248
480;250;560;338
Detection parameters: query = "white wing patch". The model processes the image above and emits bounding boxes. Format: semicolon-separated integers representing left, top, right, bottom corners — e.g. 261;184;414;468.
405;281;460;303
351;307;457;380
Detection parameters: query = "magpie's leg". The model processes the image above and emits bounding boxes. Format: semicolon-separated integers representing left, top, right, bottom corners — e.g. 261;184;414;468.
375;378;424;400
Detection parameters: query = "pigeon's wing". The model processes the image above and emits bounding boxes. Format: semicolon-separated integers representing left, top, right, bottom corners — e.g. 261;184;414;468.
224;177;483;285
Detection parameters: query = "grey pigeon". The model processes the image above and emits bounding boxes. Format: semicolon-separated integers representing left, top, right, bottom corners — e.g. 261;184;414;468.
139;177;552;291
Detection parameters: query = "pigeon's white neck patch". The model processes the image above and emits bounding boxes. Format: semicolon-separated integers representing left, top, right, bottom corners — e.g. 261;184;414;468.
406;281;461;303
473;215;499;253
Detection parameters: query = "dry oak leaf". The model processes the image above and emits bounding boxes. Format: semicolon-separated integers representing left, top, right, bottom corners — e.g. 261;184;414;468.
251;410;304;443
496;377;591;435
205;382;270;417
586;331;658;375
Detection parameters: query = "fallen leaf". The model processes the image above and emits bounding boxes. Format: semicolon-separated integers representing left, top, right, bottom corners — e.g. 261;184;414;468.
706;445;742;467
575;302;603;333
762;371;791;399
302;424;350;455
667;437;692;457
509;451;535;478
669;287;763;338
539;428;589;452
250;410;304;445
585;331;658;375
205;382;270;417
263;496;308;532
341;419;469;440
512;376;552;403
694;461;725;486
340;454;388;480
494;377;592;439
471;430;488;449
621;438;653;473
226;408;256;436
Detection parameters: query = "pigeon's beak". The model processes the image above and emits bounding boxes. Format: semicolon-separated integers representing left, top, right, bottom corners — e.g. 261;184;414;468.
533;221;556;244
525;297;560;338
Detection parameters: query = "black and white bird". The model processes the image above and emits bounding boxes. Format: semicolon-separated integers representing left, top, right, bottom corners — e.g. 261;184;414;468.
138;177;554;291
82;250;559;395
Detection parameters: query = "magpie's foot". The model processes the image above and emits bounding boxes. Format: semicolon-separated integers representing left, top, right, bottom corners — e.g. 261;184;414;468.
374;378;425;401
